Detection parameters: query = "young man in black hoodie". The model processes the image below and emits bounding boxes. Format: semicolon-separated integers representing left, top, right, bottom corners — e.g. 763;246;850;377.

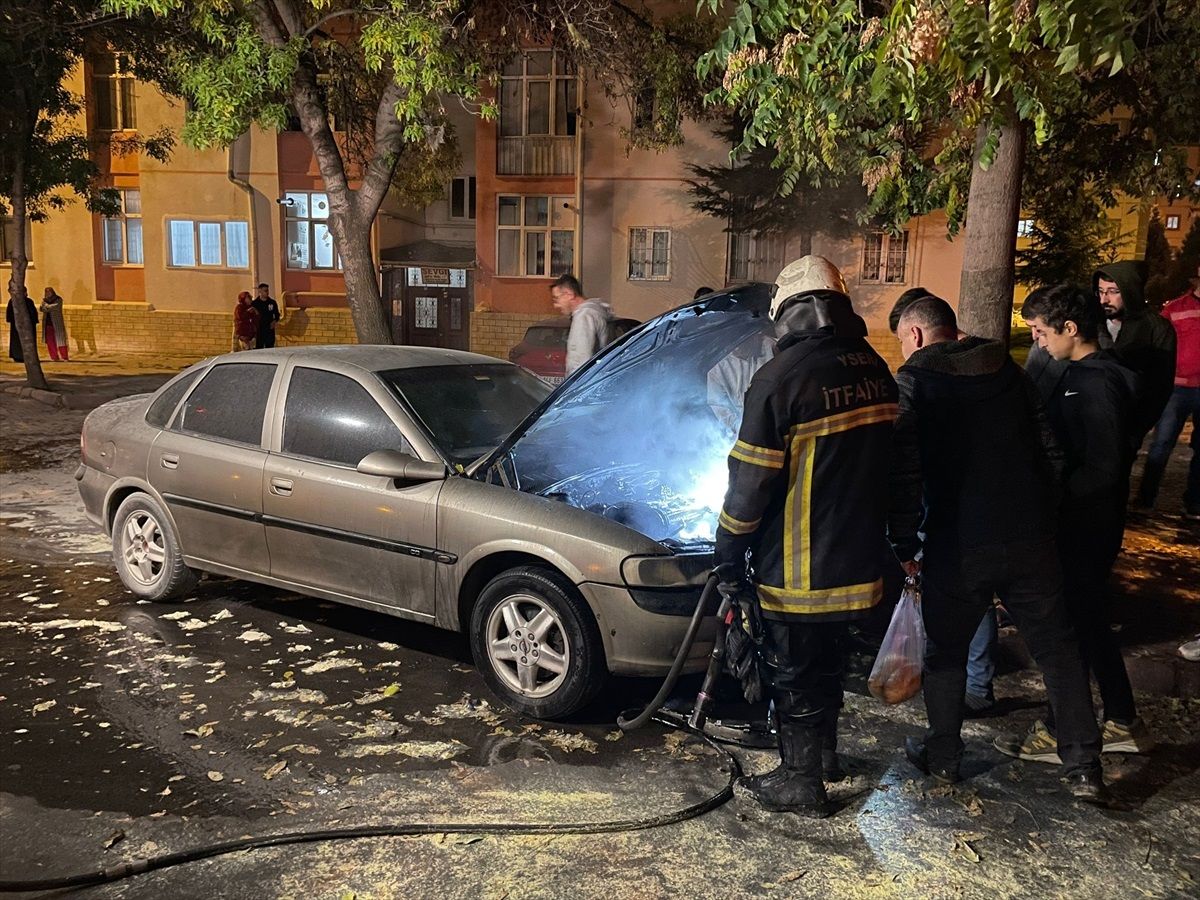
888;296;1106;802
1025;261;1176;441
1002;284;1155;760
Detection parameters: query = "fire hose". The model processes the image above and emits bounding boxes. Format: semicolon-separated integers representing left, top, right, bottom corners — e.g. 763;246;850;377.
0;575;741;893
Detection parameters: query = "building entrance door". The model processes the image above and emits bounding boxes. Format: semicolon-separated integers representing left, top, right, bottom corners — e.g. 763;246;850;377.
386;266;471;350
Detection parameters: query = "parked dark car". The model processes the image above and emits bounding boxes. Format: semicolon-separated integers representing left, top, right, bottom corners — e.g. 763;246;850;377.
509;316;641;384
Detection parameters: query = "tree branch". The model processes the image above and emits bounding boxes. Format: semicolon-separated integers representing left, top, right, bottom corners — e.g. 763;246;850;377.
355;81;407;218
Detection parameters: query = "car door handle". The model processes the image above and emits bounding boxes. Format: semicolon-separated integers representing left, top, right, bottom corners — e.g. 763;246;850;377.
269;478;294;496
160;454;179;469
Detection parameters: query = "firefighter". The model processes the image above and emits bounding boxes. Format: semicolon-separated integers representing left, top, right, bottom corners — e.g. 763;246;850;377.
714;256;898;817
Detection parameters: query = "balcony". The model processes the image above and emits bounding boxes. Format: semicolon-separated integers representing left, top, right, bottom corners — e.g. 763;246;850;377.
497;136;576;177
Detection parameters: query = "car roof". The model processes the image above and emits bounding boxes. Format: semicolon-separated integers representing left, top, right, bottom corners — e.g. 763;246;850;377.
220;345;510;373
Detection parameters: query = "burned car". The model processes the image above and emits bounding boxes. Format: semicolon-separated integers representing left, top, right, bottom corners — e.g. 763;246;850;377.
77;285;775;718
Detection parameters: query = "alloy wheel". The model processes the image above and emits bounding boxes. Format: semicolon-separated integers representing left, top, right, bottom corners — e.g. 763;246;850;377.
121;511;166;586
484;592;571;699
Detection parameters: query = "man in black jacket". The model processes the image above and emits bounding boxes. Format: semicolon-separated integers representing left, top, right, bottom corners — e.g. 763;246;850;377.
251;283;282;349
715;255;897;818
1001;283;1155;761
888;296;1106;801
1025;260;1176;441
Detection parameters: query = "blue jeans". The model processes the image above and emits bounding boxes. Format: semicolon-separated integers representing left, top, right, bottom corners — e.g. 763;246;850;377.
966;607;996;700
1138;386;1200;512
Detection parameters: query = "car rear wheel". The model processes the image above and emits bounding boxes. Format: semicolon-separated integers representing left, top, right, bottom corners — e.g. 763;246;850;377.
112;493;198;602
470;566;606;719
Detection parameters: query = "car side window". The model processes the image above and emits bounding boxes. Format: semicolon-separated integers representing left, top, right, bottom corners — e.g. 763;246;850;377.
172;363;276;446
145;368;203;428
282;367;412;467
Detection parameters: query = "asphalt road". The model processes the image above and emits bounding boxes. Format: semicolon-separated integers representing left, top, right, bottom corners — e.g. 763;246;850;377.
1;377;1198;899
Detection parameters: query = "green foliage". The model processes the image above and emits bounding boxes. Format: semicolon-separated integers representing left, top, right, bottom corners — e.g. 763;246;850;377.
0;1;176;222
1165;217;1200;300
1015;196;1123;290
687;116;865;246
699;0;1200;239
1143;210;1176;310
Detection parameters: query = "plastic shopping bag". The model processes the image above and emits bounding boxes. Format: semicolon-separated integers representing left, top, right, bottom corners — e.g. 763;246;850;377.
867;578;926;704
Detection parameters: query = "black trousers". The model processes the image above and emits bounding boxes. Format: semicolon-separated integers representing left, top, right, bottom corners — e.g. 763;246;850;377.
255;330;276;349
761;619;848;726
1047;522;1137;727
921;538;1101;777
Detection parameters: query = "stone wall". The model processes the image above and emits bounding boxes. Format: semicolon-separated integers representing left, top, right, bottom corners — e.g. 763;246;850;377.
2;303;358;358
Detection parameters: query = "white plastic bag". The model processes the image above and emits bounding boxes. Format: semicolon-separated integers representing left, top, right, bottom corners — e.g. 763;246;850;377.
868;578;926;704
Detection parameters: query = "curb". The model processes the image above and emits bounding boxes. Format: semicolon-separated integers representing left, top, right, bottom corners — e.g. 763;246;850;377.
0;383;67;409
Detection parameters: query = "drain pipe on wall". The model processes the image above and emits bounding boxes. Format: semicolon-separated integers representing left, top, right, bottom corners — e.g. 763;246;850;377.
573;80;585;279
227;134;260;286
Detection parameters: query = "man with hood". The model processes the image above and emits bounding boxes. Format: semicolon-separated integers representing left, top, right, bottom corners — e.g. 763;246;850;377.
551;273;614;375
1026;260;1176;441
714;255;896;818
1000;283;1154;762
888;294;1106;802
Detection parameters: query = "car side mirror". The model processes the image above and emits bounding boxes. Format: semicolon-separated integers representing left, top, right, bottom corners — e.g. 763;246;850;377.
357;450;447;483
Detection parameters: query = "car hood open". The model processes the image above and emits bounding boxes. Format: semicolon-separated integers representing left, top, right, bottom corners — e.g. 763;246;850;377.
476;284;775;550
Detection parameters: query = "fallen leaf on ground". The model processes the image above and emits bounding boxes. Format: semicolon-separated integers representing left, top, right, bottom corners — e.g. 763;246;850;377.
206;771;224;782
264;761;288;780
103;829;125;850
209;609;233;621
32;700;56;715
160;611;191;620
238;629;271;644
280;622;312;634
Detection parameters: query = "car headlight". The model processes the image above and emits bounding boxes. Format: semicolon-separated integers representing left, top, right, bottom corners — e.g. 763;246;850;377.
620;552;712;588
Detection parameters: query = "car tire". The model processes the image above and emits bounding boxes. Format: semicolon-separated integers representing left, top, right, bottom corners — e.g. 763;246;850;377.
111;492;198;602
470;566;606;720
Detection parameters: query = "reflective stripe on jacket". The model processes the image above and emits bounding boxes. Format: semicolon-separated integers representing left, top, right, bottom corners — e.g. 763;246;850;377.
715;329;898;622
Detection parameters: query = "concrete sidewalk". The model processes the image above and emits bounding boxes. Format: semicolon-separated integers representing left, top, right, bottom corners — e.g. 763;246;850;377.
1;352;201;409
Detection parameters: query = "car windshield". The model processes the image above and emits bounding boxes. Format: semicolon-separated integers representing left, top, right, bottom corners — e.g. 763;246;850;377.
488;285;776;549
381;364;552;466
523;327;566;349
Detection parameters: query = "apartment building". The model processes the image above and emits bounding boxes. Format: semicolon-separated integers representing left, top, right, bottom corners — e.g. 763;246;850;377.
2;49;1176;369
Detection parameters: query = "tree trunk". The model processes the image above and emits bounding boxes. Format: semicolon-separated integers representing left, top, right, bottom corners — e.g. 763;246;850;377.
795;228;813;257
7;155;49;391
334;216;391;344
957;122;1027;344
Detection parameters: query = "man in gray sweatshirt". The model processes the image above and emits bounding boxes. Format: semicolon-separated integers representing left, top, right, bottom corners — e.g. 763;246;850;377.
551;274;613;375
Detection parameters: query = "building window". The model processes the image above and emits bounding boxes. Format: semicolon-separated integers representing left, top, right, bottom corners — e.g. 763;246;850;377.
101;189;143;265
450;177;476;220
284;191;340;270
92;53;137;130
728;232;785;283
1165;214;1181;230
497;51;576;176
1017;218;1035;238
496;194;575;277
628;227;671;281
1;215;32;262
861;231;910;284
167;219;250;269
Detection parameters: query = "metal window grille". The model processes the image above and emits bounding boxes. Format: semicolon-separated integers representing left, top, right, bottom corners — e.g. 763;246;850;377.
628;227;671;281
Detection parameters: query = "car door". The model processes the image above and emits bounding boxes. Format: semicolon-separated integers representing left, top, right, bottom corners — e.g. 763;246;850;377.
150;361;278;575
262;364;441;618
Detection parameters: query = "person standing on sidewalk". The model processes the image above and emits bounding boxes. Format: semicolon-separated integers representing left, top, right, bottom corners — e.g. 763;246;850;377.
1005;284;1155;761
1136;268;1200;518
251;283;281;349
233;291;259;352
715;256;897;818
551;274;613;376
6;293;38;362
888;288;996;711
887;296;1106;802
39;288;69;361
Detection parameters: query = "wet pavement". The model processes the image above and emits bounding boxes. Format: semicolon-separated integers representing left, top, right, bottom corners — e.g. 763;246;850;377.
1;373;1199;899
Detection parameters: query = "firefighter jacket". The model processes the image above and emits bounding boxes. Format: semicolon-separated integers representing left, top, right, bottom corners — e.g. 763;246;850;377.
714;328;898;623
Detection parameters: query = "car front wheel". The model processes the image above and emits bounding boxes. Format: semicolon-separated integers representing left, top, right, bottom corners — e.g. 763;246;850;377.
111;493;198;602
470;566;606;719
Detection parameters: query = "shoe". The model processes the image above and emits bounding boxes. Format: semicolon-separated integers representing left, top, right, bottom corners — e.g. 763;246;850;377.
963;692;995;715
993;720;1062;764
1063;771;1110;805
1180;637;1200;662
1101;718;1156;754
904;736;960;784
740;723;831;818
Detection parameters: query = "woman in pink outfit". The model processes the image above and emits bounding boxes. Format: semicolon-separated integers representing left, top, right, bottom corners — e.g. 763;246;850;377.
40;288;69;361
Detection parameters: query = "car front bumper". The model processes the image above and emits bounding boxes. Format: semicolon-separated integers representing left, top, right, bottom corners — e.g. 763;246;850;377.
579;582;717;676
